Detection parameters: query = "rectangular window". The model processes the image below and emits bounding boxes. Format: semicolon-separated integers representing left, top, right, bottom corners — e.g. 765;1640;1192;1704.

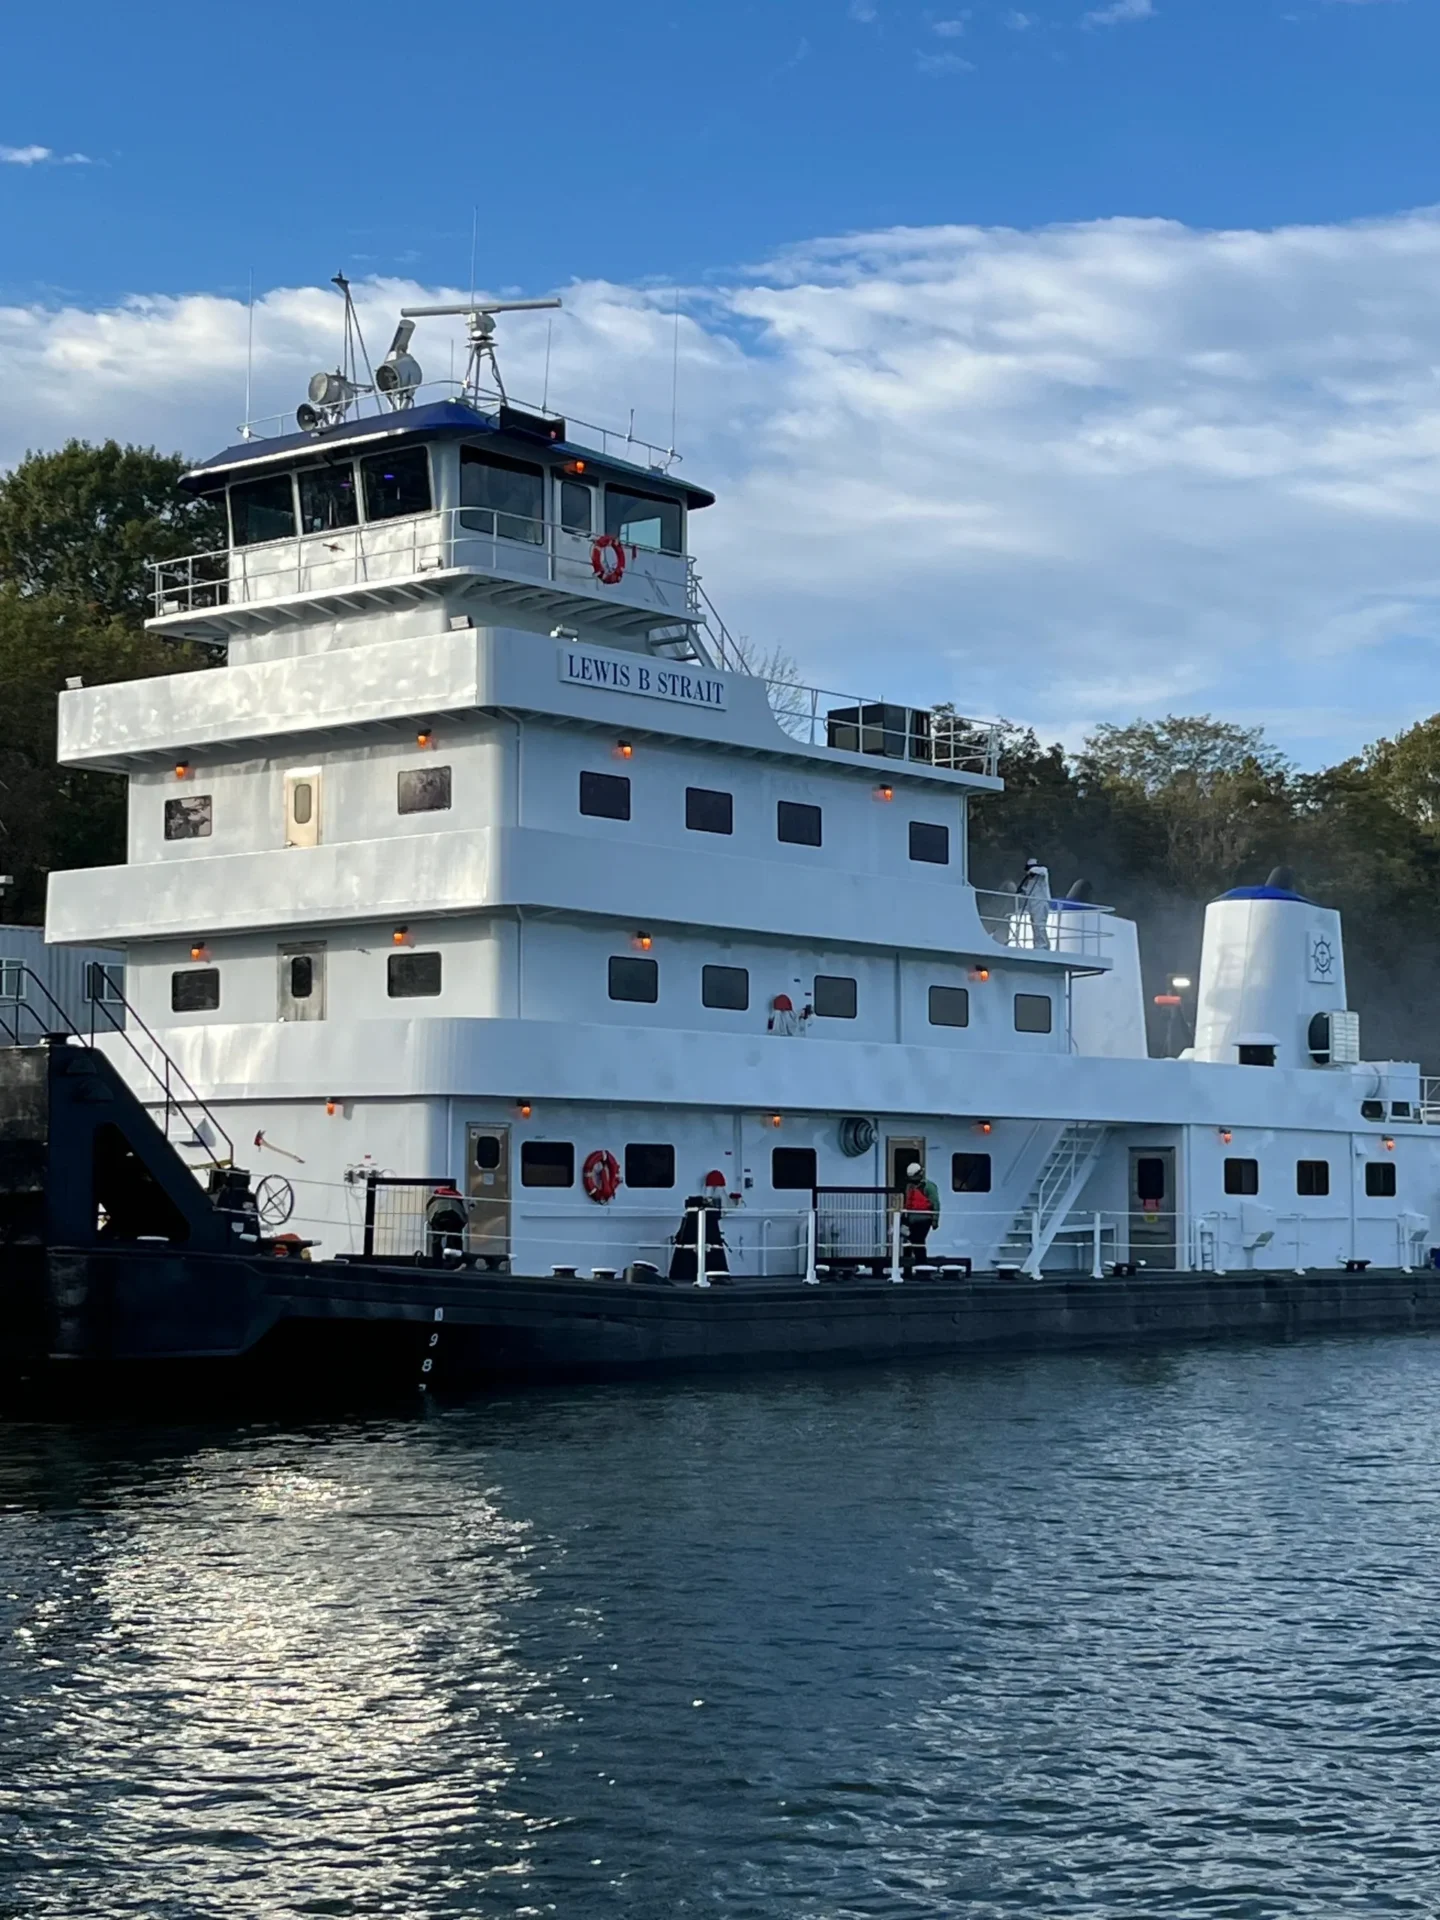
297;462;359;534
772;1147;817;1190
0;962;24;1001
1296;1159;1330;1197
278;943;326;1023
702;964;749;1011
813;974;857;1020
609;955;658;1003
909;821;950;865
604;486;683;554
1366;1161;1397;1198
397;766;452;814
229;473;296;546
460;446;544;543
387;951;442;998
164;795;212;840
928;985;969;1028
625;1143;676;1189
685;787;733;835
85;962;123;1005
360;446;432;522
1014;993;1053;1034
580;770;631;820
952;1152;992;1193
171;968;220;1013
1238;1043;1276;1067
1224;1157;1260;1196
777;800;822;847
284;769;321;848
521;1141;575;1188
559;477;594;534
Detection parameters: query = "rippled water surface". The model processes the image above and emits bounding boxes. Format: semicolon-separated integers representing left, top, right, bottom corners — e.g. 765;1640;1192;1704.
5;1340;1440;1916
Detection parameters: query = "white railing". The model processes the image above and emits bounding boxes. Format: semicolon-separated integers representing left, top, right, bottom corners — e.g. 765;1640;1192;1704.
975;890;1113;958
150;507;696;624
1419;1078;1440;1123
237;380;681;474
760;682;1002;777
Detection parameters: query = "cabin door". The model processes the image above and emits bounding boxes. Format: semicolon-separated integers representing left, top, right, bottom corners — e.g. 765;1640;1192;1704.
466;1124;511;1270
1129;1148;1176;1271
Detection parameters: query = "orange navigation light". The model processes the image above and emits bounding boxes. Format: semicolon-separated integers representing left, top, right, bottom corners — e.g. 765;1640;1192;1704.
969;967;990;983
174;761;191;780
325;1098;338;1116
975;1120;993;1135
874;784;894;802
1384;1136;1397;1152
1219;1128;1233;1144
563;458;587;475
189;942;209;962
769;1113;783;1129
392;925;411;947
633;931;653;951
517;1101;533;1119
416;729;434;749
1154;993;1182;1007
615;740;634;759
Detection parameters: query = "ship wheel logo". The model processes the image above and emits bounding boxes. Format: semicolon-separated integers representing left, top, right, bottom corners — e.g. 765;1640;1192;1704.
1310;934;1335;979
254;1175;296;1228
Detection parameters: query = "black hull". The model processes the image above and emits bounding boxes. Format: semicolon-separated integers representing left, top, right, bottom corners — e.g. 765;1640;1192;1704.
9;1244;1440;1411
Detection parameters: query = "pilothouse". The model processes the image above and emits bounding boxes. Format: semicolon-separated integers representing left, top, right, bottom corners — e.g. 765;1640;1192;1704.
40;278;1440;1286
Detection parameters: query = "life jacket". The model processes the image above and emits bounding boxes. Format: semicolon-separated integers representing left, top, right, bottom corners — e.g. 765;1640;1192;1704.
904;1183;933;1215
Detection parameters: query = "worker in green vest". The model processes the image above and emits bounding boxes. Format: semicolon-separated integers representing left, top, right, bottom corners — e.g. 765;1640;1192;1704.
902;1160;941;1266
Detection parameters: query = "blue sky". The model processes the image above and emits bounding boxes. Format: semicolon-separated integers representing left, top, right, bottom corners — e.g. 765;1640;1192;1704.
3;0;1440;766
1;0;1433;307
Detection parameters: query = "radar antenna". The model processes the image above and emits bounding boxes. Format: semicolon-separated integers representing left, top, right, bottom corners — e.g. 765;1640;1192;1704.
400;297;562;407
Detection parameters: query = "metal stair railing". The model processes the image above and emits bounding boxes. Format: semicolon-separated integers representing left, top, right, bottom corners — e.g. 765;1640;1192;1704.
999;1122;1110;1277
0;963;233;1170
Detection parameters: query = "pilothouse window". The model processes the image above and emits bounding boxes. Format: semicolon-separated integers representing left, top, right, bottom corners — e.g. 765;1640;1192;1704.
460;447;544;543
604;486;683;555
560;478;593;534
360;446;432;521
230;474;296;546
298;463;359;533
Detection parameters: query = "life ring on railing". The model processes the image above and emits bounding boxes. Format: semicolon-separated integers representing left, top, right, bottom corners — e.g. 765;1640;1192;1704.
583;1149;622;1204
590;534;627;586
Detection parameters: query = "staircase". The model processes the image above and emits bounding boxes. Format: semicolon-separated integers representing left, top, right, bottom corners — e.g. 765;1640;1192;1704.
996;1123;1110;1277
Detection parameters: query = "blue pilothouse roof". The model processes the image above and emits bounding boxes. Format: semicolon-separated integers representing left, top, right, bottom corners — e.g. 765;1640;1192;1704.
181;398;718;510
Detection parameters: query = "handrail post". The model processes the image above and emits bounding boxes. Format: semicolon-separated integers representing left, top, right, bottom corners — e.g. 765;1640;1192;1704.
804;1206;818;1285
889;1205;903;1283
1092;1211;1102;1280
692;1205;711;1288
363;1171;377;1259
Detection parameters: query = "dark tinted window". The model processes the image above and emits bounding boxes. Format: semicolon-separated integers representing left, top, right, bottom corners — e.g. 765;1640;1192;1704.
1224;1157;1259;1196
560;477;593;533
521;1142;574;1188
474;1134;501;1171
171;968;219;1012
609;956;658;1003
1014;993;1052;1034
686;787;733;835
1238;1043;1276;1067
398;766;452;814
772;1147;817;1190
1366;1161;1397;1198
230;474;296;546
909;821;949;865
1297;1159;1330;1196
360;446;432;521
460;446;544;543
604;486;683;554
701;964;749;1011
928;985;969;1028
388;951;442;997
625;1143;676;1189
1135;1156;1166;1202
580;771;631;820
298;463;358;534
288;955;313;999
952;1153;992;1193
164;795;212;840
814;974;857;1019
777;800;822;847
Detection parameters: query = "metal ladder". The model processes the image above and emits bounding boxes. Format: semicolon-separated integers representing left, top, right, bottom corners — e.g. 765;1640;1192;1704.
996;1122;1109;1277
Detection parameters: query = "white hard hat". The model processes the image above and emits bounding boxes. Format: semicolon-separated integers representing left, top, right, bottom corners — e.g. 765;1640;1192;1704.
906;1161;923;1176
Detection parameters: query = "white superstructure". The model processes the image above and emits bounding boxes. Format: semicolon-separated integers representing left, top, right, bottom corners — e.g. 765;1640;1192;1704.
42;293;1440;1280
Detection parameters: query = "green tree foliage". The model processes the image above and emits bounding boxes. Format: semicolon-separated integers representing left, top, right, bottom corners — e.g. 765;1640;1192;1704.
0;440;223;623
0;442;213;920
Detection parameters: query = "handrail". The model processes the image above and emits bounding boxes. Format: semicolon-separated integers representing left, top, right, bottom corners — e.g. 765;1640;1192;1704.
0;963;234;1169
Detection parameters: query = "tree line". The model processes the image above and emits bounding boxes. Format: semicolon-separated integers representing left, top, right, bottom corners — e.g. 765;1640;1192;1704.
0;440;1437;1062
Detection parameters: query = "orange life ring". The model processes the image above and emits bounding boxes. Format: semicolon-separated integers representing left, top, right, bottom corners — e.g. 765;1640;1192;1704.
583;1148;622;1204
590;534;626;586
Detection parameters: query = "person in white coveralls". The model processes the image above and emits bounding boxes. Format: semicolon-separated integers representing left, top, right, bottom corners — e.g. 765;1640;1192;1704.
1016;857;1051;949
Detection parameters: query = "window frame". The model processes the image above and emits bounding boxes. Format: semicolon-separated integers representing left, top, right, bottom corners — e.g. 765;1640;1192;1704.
297;460;360;535
1365;1161;1397;1198
603;484;685;554
685;786;734;836
520;1141;576;1189
397;766;453;815
387;950;443;999
228;472;297;548
952;1152;992;1193
772;1146;818;1190
1296;1159;1330;1197
701;963;749;1011
1223;1157;1260;1196
608;955;659;1004
813;974;857;1020
171;967;220;1013
580;770;631;821
625;1143;676;1189
928;984;970;1028
908;821;950;866
1014;992;1053;1034
359;445;433;523
459;444;546;544
164;794;213;841
777;800;822;847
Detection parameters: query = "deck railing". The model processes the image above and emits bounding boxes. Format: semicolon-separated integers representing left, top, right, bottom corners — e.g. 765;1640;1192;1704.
975;890;1113;957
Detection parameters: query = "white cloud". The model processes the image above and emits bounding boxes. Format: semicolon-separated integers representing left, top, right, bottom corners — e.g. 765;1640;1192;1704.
916;48;975;70
1083;0;1153;23
0;144;90;166
11;213;1440;761
1003;9;1034;25
848;0;878;18
931;15;971;34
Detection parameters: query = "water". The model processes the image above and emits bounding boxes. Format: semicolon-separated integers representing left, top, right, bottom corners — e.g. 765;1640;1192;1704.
4;1339;1440;1918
